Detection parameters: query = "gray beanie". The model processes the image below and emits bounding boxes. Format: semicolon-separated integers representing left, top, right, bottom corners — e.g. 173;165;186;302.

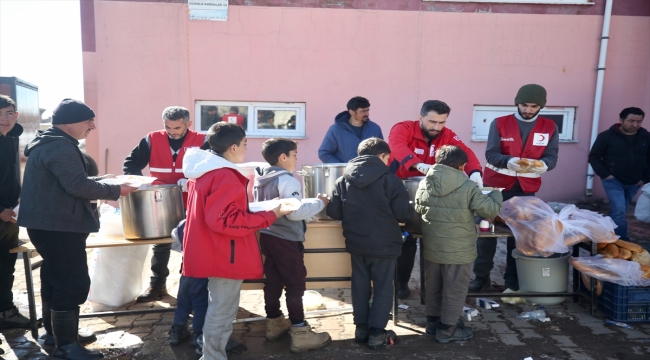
515;84;547;108
52;99;96;124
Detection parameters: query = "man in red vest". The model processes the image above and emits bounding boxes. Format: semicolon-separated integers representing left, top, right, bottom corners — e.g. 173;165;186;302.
388;100;483;299
470;84;559;292
124;106;208;302
221;106;246;128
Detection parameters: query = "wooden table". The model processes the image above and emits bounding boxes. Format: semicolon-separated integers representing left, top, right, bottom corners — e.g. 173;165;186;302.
11;232;175;339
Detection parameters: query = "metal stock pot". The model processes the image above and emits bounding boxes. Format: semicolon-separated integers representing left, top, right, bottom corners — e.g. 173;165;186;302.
119;184;185;239
237;162;267;202
402;176;425;204
299;163;348;219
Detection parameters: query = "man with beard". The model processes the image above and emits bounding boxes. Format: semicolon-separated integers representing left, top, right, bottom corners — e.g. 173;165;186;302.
123;106;208;302
388;100;483;299
318;96;383;163
470;84;559;292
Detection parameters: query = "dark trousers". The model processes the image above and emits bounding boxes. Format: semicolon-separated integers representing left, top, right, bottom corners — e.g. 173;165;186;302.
174;276;209;334
396;234;417;284
351;255;396;330
27;229;90;311
472;181;534;290
0;221;19;311
424;260;472;326
259;233;307;324
150;242;171;287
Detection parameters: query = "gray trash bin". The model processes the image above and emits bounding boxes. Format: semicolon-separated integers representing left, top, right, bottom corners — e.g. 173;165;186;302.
512;249;571;305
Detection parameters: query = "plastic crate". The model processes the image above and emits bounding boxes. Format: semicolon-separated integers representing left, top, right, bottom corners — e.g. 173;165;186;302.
597;282;650;322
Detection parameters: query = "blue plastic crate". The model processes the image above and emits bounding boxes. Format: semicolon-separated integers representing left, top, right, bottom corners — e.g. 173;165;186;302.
597;282;650;322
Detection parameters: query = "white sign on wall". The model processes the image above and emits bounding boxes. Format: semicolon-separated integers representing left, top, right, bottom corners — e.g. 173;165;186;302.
188;0;228;21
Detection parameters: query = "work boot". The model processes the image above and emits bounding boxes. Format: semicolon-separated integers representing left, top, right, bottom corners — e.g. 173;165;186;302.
367;329;398;350
435;322;474;344
397;283;411;300
426;316;466;336
51;308;103;359
169;324;191;345
265;315;291;341
136;285;168;303
41;302;96;347
468;277;490;292
190;331;201;347
289;322;331;353
354;324;369;342
0;306;31;329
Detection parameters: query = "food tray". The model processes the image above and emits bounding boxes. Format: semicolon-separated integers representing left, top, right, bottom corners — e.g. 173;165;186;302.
594;281;650;322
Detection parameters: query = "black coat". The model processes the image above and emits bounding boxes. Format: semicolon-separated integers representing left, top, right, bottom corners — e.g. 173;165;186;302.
0;123;22;213
588;124;650;185
326;155;415;258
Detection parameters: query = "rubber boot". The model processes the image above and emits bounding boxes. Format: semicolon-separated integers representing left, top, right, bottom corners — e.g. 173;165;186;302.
289;322;331;353
51;308;103;359
41;302;96;347
265;315;291;341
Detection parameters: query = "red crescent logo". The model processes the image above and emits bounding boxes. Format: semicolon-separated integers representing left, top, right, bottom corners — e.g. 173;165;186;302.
540;134;546;141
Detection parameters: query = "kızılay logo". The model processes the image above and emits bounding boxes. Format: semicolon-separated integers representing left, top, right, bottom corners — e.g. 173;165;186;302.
500;137;514;142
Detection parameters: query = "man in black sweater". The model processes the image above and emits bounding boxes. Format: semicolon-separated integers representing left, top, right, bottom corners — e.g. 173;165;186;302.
589;107;649;241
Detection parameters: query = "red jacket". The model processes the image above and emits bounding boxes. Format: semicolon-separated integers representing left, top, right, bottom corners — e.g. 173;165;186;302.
483;115;556;193
181;149;276;279
388;120;482;179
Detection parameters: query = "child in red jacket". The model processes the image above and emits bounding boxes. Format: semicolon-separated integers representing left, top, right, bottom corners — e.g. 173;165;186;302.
182;123;291;360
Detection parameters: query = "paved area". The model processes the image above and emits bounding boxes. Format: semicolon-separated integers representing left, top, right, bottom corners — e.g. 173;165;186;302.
1;206;650;359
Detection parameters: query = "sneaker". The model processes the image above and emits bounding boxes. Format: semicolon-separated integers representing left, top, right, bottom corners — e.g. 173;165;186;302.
435;323;474;343
368;329;398;350
136;285;168;303
397;283;411;300
190;332;201;347
0;307;31;329
265;315;291;341
169;324;191;345
354;324;369;342
427;318;466;336
289;322;331;353
468;277;490;292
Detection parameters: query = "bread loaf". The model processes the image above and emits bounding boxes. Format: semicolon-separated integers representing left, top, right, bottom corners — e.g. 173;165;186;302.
605;244;619;258
615;239;643;253
617;248;632;260
632;250;650;266
597;243;608;250
597;248;613;258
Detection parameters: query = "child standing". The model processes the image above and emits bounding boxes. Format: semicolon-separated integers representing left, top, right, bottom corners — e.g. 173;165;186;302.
254;138;331;353
326;137;415;350
182;123;291;360
414;145;502;343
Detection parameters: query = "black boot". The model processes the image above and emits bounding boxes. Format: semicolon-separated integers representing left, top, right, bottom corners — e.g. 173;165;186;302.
51;308;103;359
136;285;168;303
41;302;96;347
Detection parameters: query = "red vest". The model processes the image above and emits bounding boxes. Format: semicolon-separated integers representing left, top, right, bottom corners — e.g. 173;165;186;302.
221;113;245;127
149;130;205;204
483;115;556;193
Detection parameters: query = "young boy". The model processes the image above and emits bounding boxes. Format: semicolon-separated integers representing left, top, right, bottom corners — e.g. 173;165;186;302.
414;145;502;343
326;137;415;350
254;138;331;353
181;123;291;360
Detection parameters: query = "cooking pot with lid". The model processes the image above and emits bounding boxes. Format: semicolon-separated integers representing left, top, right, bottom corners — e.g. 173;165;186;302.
119;184;185;239
299;163;348;219
402;177;424;234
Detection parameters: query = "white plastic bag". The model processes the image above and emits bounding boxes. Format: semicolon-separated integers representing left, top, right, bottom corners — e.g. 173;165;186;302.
569;255;650;287
97;204;123;237
87;244;152;311
635;184;650;223
561;205;618;246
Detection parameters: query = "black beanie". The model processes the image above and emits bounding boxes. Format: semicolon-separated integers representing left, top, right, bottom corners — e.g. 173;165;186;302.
51;99;96;124
514;84;547;108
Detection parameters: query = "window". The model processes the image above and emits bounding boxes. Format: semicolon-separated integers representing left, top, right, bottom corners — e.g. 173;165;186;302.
194;101;306;138
472;106;576;142
422;0;593;4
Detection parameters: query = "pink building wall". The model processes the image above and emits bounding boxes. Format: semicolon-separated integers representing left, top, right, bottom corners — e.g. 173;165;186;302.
83;1;650;202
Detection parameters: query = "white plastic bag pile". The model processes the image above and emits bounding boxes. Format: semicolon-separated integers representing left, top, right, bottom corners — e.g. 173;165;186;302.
635;183;650;223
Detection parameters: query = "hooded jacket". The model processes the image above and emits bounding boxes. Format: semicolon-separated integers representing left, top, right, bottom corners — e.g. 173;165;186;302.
181;148;276;280
254;166;324;242
415;164;503;264
0;123;22;214
17;127;121;233
588;124;650;185
326;155;415;258
318;111;384;163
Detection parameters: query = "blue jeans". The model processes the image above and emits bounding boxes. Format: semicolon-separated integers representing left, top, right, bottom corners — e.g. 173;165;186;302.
601;177;641;240
174;276;209;334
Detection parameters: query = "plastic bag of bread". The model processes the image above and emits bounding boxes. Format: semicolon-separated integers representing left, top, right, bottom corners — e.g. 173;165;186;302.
500;197;567;257
560;205;619;246
569;255;650;287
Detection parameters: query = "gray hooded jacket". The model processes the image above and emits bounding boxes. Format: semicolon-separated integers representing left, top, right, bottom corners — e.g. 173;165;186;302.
17;127;121;233
254;166;324;242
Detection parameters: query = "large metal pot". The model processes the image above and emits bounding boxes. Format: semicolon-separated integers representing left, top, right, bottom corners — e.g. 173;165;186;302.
402;176;425;204
119;184;185;239
300;163;348;219
237;162;267;202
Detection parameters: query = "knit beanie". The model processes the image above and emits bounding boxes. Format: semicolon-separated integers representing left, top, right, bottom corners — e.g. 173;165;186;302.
514;84;547;108
51;99;96;124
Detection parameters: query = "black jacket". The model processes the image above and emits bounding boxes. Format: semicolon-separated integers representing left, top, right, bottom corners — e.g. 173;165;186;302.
588;124;650;185
326;155;415;258
0;123;22;213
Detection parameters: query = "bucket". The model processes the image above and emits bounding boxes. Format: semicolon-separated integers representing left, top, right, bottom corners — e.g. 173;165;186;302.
511;249;571;305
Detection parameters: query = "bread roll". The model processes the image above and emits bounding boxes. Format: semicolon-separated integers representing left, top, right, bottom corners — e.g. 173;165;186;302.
597;243;608;250
632;250;650;266
617;248;632;260
605;244;619;258
532;160;545;168
615;239;643;253
598;248;613;258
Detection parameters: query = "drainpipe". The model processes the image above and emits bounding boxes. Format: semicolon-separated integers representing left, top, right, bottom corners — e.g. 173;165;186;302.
586;0;614;196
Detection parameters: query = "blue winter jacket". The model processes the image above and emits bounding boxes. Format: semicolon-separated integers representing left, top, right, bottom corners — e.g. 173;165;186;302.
318;111;384;163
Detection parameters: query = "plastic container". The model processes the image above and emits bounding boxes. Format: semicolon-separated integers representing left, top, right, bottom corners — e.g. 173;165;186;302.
512;249;571;305
597;281;650;322
517;309;546;320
